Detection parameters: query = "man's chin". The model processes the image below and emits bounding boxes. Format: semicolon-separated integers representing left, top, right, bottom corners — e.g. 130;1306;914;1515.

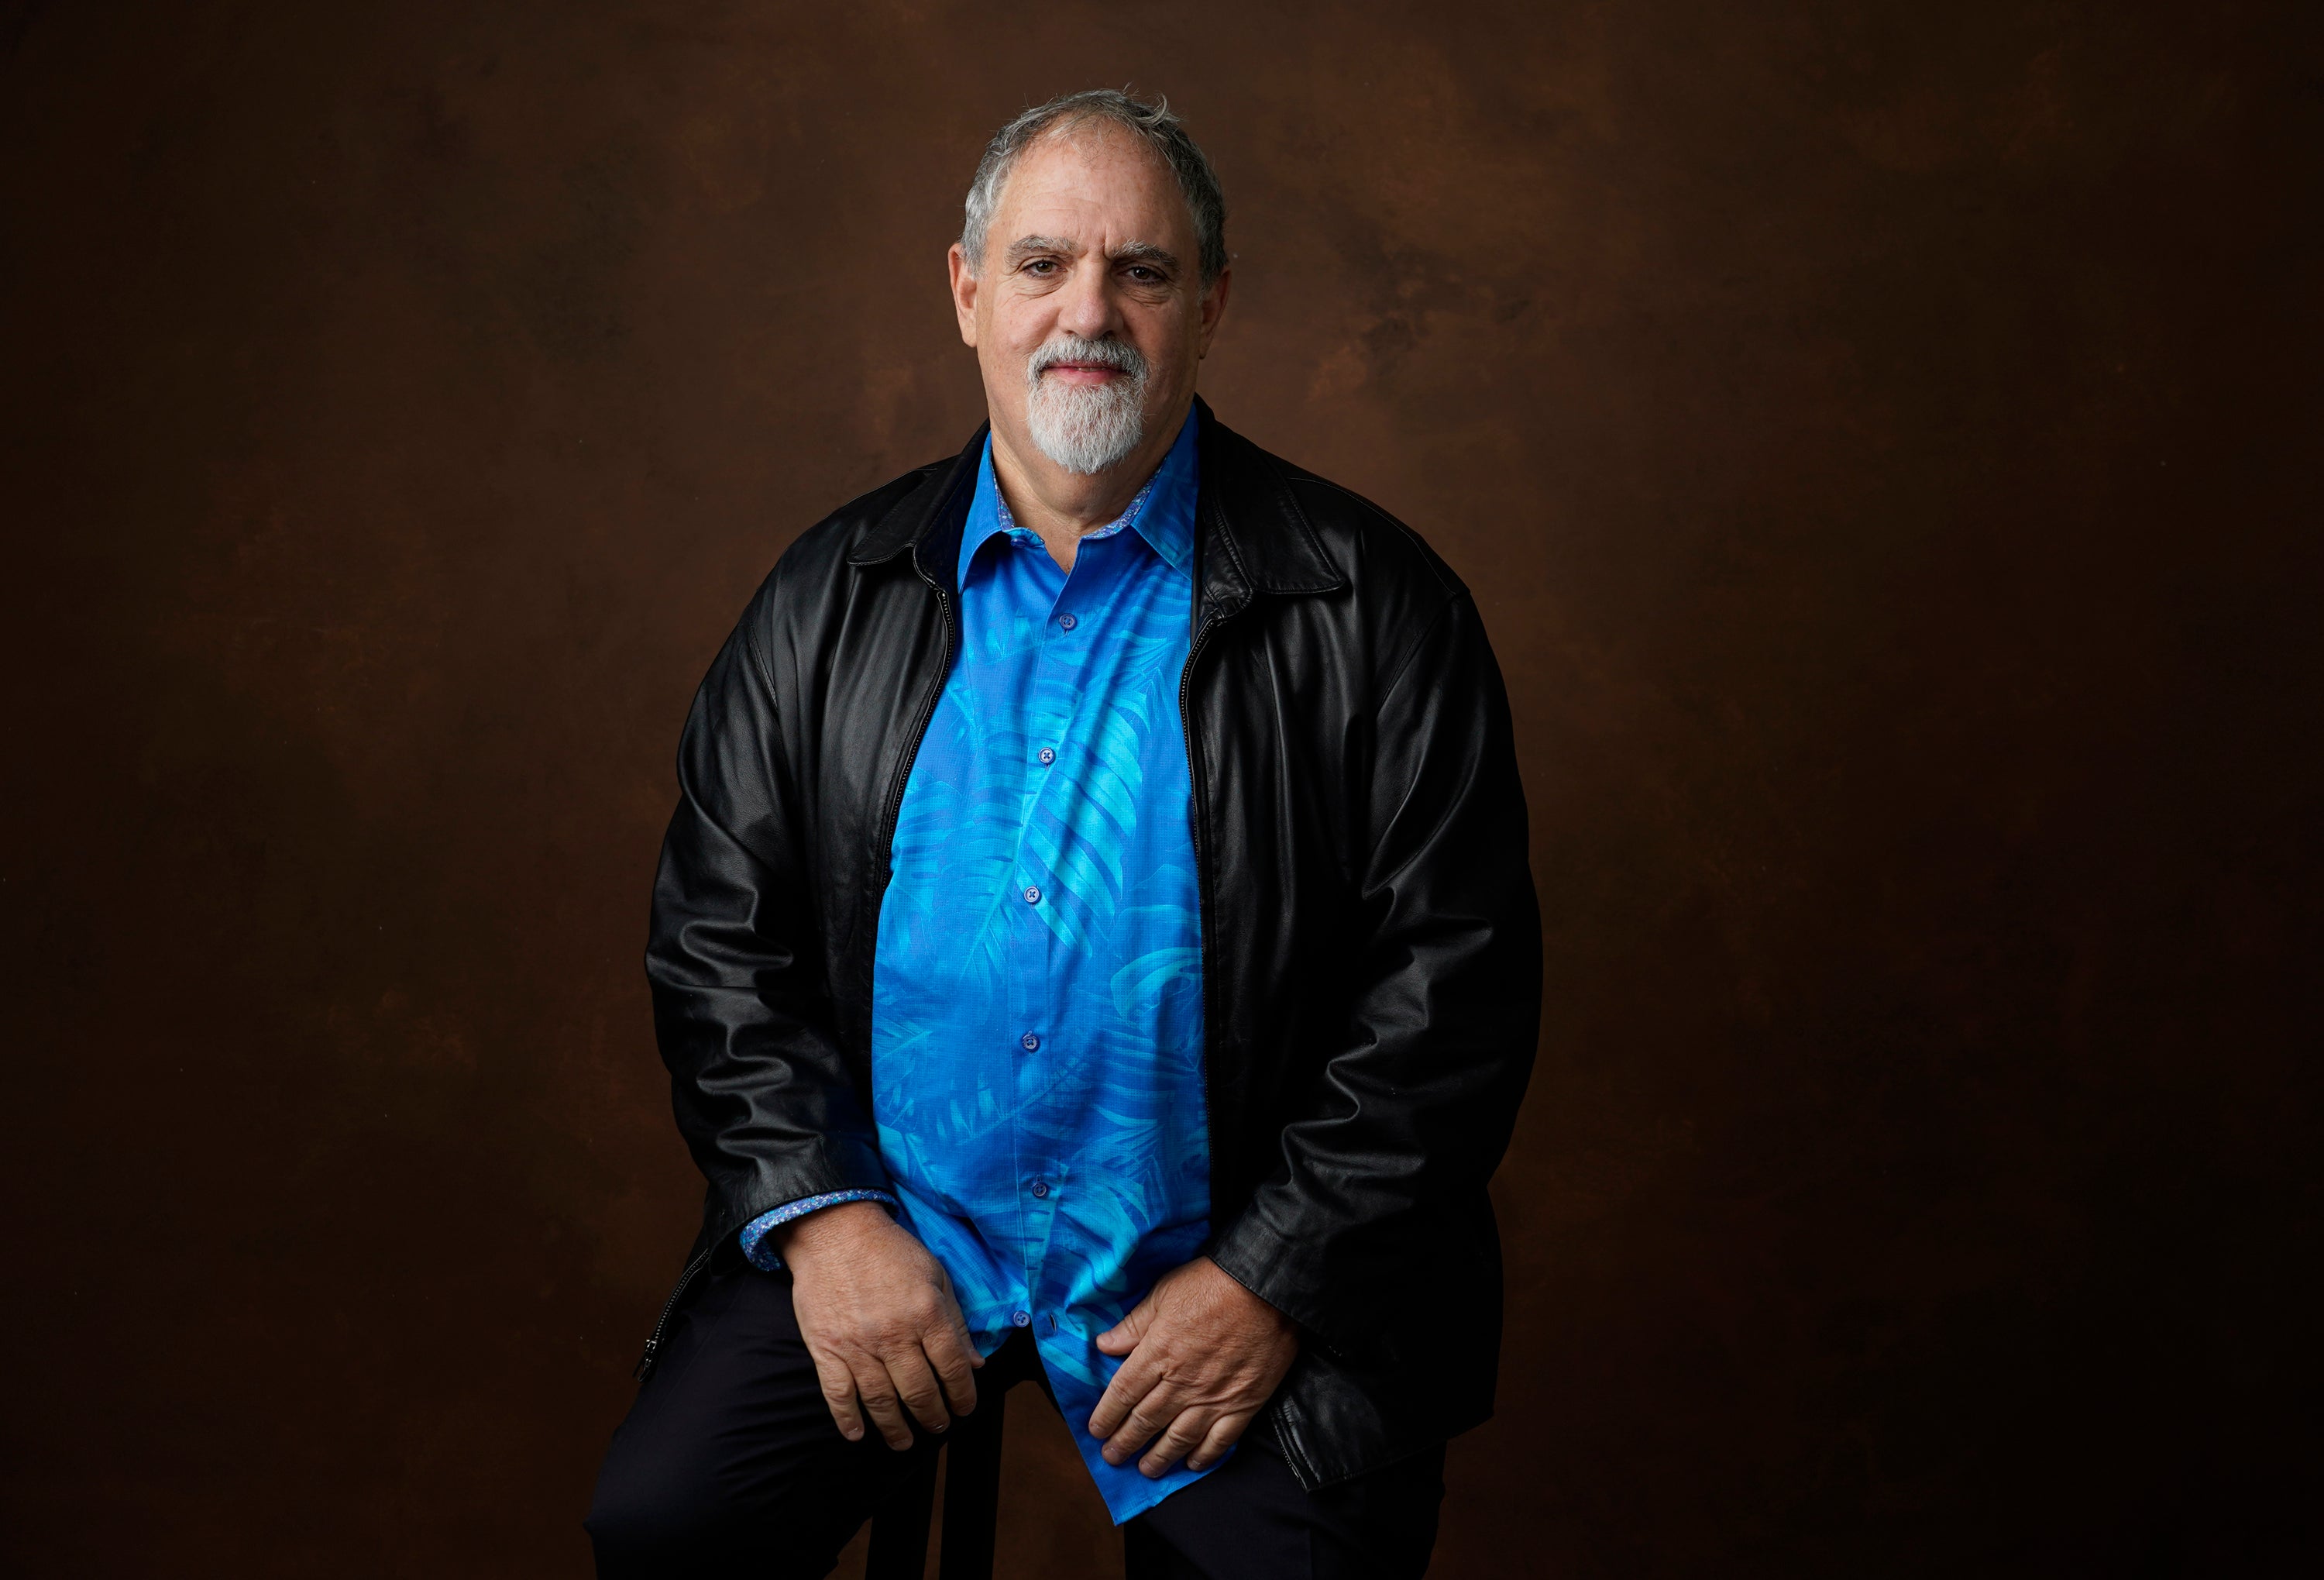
1029;425;1145;477
1022;385;1148;474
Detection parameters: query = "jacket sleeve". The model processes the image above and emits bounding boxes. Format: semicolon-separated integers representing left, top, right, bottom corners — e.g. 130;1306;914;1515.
645;589;893;1247
1208;590;1542;1351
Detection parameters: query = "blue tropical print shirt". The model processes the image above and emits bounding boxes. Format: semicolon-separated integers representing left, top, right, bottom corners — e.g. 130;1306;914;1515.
743;407;1214;1522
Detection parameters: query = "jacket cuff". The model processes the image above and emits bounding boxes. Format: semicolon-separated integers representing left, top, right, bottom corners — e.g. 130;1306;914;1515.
737;1190;899;1270
1207;1206;1329;1333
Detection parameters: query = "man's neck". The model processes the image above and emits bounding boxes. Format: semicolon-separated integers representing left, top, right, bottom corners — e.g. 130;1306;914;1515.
987;411;1184;573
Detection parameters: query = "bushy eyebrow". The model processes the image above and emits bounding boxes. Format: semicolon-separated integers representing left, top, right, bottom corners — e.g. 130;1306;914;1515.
1002;235;1182;274
1004;234;1080;267
1108;241;1181;272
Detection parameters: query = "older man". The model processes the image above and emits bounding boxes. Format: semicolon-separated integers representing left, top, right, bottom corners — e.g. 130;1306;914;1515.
587;91;1539;1578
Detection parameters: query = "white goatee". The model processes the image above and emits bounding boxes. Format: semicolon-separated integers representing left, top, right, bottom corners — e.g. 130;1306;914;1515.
1023;334;1149;475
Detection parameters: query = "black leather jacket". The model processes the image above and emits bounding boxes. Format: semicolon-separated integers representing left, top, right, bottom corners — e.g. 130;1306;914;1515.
639;400;1540;1488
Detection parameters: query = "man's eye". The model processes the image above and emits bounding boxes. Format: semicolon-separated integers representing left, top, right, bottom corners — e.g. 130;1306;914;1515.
1025;259;1058;275
1126;267;1160;282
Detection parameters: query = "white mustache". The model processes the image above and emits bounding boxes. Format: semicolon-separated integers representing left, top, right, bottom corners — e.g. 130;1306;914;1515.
1027;336;1147;380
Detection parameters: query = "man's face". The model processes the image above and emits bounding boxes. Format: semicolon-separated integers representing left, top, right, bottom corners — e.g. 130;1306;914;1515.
949;122;1228;479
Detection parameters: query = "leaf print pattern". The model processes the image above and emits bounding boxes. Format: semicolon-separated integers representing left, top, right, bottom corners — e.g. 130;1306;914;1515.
870;413;1216;1523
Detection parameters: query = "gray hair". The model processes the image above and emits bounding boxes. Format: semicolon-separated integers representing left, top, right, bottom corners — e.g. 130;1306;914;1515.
961;89;1228;285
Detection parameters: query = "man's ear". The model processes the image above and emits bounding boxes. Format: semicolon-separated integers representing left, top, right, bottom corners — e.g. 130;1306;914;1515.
947;242;981;349
1195;264;1232;359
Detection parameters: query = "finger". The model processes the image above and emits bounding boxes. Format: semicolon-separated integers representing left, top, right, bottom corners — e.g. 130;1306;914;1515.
1095;1298;1155;1356
944;1293;984;1373
930;1261;981;1366
1086;1350;1162;1440
923;1323;981;1417
885;1347;952;1436
1185;1410;1253;1472
1102;1385;1182;1466
810;1348;866;1443
1139;1408;1215;1479
855;1363;915;1451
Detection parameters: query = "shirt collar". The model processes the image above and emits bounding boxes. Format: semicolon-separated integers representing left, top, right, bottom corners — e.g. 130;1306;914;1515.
958;403;1200;586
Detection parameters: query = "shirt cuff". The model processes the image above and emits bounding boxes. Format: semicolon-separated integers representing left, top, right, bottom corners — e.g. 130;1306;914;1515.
737;1191;899;1271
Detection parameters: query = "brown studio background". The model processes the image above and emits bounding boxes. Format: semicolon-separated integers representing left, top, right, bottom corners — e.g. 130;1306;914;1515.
4;1;2319;1575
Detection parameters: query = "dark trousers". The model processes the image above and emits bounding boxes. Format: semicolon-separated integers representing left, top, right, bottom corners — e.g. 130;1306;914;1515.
587;1265;1446;1579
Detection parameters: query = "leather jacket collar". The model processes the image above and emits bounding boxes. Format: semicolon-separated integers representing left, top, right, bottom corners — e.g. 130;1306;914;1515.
846;398;1349;621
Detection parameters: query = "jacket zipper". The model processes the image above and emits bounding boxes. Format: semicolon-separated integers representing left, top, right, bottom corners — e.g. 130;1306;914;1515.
632;1246;711;1380
1177;600;1226;1184
872;580;957;891
1177;611;1222;934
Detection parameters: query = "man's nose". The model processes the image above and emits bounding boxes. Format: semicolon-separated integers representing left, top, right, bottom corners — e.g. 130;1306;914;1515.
1053;262;1122;342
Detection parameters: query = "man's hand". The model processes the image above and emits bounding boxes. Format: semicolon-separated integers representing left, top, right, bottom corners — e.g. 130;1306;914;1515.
1087;1257;1299;1478
775;1201;982;1450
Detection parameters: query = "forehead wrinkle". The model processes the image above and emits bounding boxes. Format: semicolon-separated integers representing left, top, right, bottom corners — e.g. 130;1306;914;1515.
995;130;1195;260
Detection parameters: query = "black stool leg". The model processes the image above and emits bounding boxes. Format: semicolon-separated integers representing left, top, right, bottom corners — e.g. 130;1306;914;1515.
865;1441;939;1580
938;1388;1007;1580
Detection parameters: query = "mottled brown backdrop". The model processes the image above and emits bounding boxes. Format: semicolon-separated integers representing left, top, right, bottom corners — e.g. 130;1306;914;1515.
4;1;2318;1575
